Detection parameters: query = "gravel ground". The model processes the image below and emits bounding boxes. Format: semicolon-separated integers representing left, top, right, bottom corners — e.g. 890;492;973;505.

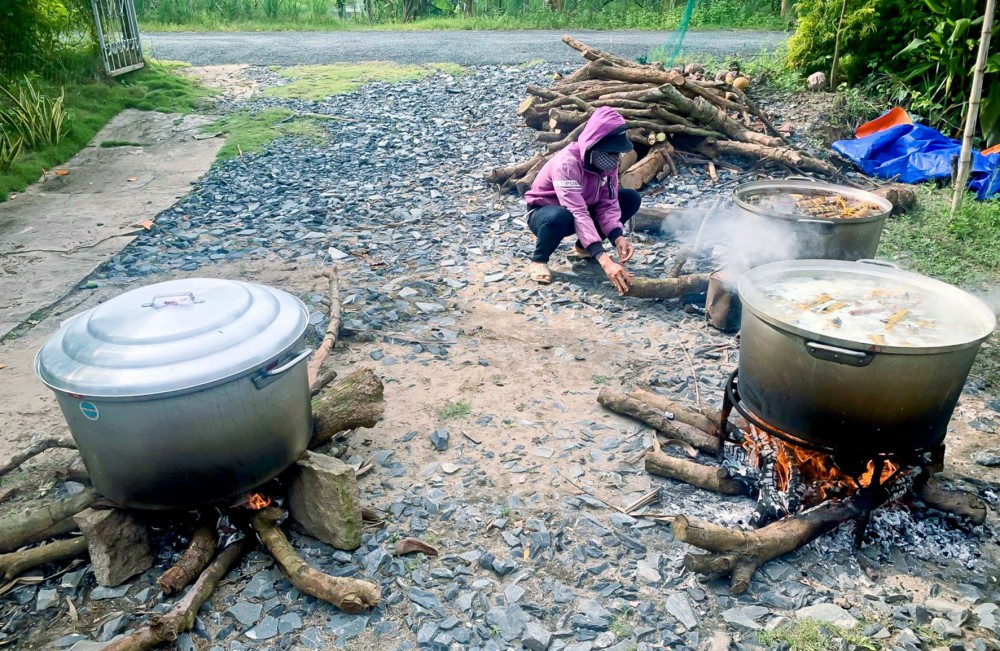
142;30;788;66
3;65;999;651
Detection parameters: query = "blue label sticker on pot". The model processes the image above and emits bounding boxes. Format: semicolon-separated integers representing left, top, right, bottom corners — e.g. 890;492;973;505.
79;401;99;421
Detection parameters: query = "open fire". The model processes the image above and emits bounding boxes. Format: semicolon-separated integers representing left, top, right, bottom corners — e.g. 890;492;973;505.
235;492;273;510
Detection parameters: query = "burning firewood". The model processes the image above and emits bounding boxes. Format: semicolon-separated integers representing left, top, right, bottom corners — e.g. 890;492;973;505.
644;438;748;496
674;468;919;594
487;36;837;193
250;506;381;613
156;524;218;595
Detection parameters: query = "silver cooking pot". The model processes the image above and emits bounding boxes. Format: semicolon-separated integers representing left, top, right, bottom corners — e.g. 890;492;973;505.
35;278;312;509
737;260;996;457
732;179;892;264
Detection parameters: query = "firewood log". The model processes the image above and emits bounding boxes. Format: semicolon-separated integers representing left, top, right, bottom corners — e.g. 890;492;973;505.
0;437;77;479
0;488;93;552
621;142;673;191
484;152;544;183
675;487;885;594
589;58;683;86
627;388;718;435
917;476;987;524
597;387;720;453
623;273;711;299
157;525;218;595
103;540;248;651
561;35;645;69
697;139;839;176
653;85;783;148
251;506;380;612
0;536;87;580
310;368;386;449
645;447;748;496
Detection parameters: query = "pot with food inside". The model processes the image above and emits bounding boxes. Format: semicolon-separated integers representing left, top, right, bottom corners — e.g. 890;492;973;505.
736;259;996;457
732;179;893;265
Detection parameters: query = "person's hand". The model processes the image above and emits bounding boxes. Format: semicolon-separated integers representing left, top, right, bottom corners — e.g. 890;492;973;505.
600;256;633;295
614;236;635;264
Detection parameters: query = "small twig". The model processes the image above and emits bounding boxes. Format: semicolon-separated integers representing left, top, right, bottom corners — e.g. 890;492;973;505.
681;345;701;408
0;438;77;480
557;471;630;515
355;457;375;478
461;431;482;445
307;265;341;391
624;488;661;515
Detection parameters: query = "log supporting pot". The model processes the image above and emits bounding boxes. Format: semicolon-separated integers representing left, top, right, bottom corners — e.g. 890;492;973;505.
732;179;892;265
35;278;312;509
736;260;996;457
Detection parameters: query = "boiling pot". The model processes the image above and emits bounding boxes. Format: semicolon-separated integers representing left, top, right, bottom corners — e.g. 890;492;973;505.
732;179;893;264
35;278;312;509
736;260;996;457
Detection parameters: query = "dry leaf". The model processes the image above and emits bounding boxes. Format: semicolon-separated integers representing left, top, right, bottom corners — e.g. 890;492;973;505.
126;176;138;182
136;219;154;231
55;169;69;176
660;437;699;458
0;364;5;370
65;596;78;625
394;537;439;557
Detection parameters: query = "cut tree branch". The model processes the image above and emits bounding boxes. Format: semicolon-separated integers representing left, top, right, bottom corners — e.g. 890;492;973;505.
251;506;380;613
0;488;94;553
0;536;87;580
157;525;218;595
0;437;77;479
307;266;342;391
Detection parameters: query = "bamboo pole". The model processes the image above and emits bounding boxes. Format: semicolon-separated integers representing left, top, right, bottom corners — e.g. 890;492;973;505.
829;0;850;90
949;0;996;219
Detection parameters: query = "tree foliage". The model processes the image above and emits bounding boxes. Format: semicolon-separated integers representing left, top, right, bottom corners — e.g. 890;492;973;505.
787;0;999;145
0;0;98;80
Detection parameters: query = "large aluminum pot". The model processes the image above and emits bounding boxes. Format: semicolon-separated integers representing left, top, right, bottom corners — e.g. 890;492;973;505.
732;179;892;264
35;278;312;509
737;260;996;457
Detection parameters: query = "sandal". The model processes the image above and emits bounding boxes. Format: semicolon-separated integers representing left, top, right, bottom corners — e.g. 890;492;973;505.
529;262;553;284
567;244;593;260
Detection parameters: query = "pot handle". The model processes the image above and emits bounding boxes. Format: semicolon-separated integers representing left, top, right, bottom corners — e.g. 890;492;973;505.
857;258;899;269
252;348;312;390
142;292;205;308
806;341;875;367
785;175;819;183
796;218;836;231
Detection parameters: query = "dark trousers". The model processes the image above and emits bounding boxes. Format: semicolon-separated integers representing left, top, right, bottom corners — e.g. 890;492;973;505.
526;189;641;263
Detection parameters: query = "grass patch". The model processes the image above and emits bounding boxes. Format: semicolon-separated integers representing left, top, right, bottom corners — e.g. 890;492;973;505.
204;108;326;160
591;374;612;385
99;140;147;147
757;619;878;650
519;59;547;69
0;62;212;201
437;400;471;421
879;185;1000;286
139;8;788;33
609;611;632;638
265;62;461;101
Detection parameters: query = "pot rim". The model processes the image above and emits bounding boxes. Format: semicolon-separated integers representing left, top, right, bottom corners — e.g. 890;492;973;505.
738;259;997;355
35;337;309;402
732;179;893;225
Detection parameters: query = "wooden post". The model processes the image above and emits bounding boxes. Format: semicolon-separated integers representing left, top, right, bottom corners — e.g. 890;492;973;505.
949;0;996;219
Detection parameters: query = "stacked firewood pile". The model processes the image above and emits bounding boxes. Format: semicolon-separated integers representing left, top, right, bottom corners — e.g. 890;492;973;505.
487;36;838;194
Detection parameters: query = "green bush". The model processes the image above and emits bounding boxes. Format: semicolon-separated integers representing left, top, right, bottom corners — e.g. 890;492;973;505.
0;77;69;151
0;0;98;80
788;0;998;145
0;130;23;172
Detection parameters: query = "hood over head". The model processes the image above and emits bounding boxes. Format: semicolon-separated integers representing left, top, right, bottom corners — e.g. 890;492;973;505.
576;107;628;155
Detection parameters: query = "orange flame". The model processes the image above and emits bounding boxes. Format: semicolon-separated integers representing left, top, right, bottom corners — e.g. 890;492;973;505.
743;424;899;503
243;493;272;510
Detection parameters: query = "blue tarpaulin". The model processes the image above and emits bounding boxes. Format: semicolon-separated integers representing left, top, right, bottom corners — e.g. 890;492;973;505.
832;120;1000;200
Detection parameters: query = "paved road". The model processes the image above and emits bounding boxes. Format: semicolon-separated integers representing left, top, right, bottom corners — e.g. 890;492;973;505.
143;30;787;66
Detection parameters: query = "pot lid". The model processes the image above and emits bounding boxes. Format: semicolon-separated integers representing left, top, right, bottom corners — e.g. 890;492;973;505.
738;259;996;354
36;278;309;398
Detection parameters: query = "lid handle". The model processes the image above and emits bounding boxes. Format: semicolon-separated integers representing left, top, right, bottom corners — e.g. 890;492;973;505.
141;292;205;308
857;258;899;269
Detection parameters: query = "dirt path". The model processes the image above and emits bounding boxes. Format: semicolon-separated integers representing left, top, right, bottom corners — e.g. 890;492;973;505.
0;110;222;340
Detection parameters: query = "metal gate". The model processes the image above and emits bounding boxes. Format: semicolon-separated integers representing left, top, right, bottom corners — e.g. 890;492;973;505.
91;0;144;76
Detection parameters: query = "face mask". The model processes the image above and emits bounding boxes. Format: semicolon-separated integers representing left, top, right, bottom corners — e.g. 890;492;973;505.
590;150;621;172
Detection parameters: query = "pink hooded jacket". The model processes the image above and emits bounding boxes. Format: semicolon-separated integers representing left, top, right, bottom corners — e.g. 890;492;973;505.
524;107;626;255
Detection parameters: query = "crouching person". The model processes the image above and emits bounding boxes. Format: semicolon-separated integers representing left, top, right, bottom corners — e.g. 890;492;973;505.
524;107;641;295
